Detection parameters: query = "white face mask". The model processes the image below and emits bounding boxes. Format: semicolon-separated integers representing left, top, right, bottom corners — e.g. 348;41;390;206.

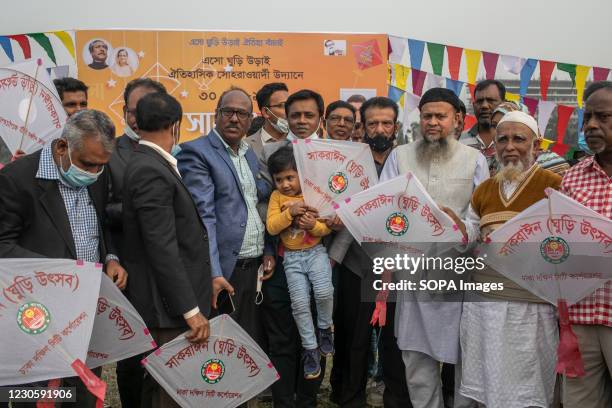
287;118;321;141
264;107;289;134
124;113;140;141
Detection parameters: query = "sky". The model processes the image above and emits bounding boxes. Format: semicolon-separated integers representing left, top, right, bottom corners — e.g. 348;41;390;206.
3;0;611;69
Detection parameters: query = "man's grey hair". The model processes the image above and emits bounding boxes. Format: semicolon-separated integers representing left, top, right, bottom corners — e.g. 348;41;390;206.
88;39;107;53
61;110;115;153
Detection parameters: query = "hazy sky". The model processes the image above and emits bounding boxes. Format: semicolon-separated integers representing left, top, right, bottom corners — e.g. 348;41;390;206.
3;0;611;68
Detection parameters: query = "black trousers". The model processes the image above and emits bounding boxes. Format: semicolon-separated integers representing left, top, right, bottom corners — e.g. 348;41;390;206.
261;259;325;407
116;353;146;408
331;264;412;408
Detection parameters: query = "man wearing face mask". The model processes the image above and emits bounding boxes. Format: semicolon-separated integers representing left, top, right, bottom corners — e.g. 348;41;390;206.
0;109;127;408
328;97;411;408
247;82;290;160
122;92;211;408
325;100;356;141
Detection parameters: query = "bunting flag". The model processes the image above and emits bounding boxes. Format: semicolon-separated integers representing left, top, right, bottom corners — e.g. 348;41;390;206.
506;92;520;103
501;55;526;75
551;142;570;157
538;100;556;136
576;108;584;136
388;36;406;64
540;138;554;150
424;73;445;93
394;64;410;91
53;31;76;60
519;58;538;97
522;97;538;116
593;67;610;82
446;45;463;81
557;63;577;84
407;39;425;71
557;105;575;141
0;37;14;62
427;42;445;76
575;65;591;108
465;49;481;85
403;92;421;118
446;78;464;97
388;85;404;103
27;33;56;65
8;35;31;59
468;83;476;102
463;114;477;131
411;69;427;96
482;51;499;80
539;60;556;100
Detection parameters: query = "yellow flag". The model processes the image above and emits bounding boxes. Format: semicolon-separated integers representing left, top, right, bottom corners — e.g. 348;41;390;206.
399;93;405;108
52;31;75;60
465;49;482;85
575;65;591;108
506;92;520;102
540;138;554;150
394;64;410;91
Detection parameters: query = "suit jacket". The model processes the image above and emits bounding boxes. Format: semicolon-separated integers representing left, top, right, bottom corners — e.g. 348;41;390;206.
0;150;111;260
106;134;137;257
177;130;272;280
245;129;265;162
259;139;291;187
122;144;211;328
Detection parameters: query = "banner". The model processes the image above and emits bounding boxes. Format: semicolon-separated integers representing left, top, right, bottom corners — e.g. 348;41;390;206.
76;30;387;142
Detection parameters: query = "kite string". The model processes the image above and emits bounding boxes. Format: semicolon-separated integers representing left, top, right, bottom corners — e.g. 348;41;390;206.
17;61;41;151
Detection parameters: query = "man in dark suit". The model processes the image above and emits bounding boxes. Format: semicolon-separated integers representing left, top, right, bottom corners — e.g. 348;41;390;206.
178;87;275;348
0;109;127;408
106;78;167;408
122;92;212;408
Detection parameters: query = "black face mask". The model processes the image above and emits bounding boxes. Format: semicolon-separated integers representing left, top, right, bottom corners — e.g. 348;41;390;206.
365;134;394;153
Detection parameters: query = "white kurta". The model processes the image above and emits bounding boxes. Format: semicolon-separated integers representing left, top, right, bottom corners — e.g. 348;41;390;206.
459;174;559;408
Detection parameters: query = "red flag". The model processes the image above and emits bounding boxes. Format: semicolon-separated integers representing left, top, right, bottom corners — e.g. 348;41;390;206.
482;51;499;80
446;45;463;81
468;83;476;102
7;34;31;59
551;142;570;157
523;97;538;116
539;60;556;100
556;105;574;141
593;67;610;82
411;69;427;96
463;114;477;131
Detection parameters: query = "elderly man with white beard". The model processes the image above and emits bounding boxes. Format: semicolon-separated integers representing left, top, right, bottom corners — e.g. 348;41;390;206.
456;110;562;408
380;88;489;408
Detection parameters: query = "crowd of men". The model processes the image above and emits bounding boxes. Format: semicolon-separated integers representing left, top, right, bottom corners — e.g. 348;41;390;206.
0;74;610;408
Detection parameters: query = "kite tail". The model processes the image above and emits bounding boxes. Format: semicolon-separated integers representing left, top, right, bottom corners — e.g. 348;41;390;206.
370;270;391;327
555;299;585;378
36;378;61;408
71;359;107;408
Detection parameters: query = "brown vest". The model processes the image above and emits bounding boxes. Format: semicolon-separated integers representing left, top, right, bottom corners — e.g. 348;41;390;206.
471;165;562;302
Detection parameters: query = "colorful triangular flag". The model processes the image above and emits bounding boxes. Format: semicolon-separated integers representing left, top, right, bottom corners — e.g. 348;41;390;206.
506;92;520;103
551;142;570;157
0;36;14;61
388;35;406;65
522;97;538;117
557;63;577;84
446;78;464;97
446;45;463;81
468;83;476;102
427;42;445;76
403;92;421;118
27;33;56;65
424;73;445;93
575;65;591;108
394;64;410;91
53;31;76;60
519;58;538;97
7;34;31;59
501;55;526;75
407;39;425;71
593;67;610;82
388;85;404;103
539;60;556;100
556;105;575;141
482;51;499;80
465;49;481;85
411;69;427;96
537;100;556;136
540;138;554;151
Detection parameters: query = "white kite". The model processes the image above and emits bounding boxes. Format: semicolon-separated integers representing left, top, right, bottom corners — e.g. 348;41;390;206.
86;273;156;369
293;138;378;218
480;188;612;377
0;58;67;155
142;314;279;408
0;259;102;387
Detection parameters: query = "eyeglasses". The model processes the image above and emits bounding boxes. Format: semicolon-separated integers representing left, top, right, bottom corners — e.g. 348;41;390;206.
327;115;355;126
365;120;395;130
218;107;251;121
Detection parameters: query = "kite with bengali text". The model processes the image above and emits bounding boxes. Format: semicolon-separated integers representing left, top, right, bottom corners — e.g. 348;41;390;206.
0;258;106;407
142;314;279;408
86;273;156;369
480;188;612;378
293;138;378;218
352;39;383;70
0;58;67;155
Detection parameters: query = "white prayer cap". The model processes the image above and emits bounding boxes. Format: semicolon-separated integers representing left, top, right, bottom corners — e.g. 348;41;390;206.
496;110;539;138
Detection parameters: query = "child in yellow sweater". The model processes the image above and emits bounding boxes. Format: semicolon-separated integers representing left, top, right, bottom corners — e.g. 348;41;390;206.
266;146;334;379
